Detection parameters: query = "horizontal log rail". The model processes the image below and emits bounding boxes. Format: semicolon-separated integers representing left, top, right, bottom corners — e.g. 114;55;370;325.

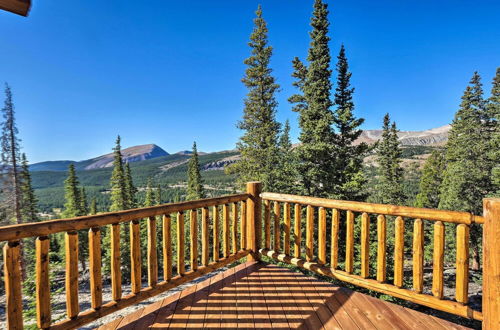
261;192;485;224
259;192;500;327
0;189;256;330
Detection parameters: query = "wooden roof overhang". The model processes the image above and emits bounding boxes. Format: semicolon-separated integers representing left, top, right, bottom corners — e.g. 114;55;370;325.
0;0;30;16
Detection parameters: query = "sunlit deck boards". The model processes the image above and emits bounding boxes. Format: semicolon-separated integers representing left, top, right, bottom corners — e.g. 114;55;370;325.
97;262;470;330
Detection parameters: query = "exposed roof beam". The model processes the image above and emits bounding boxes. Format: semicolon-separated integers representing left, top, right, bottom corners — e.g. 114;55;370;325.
0;0;31;16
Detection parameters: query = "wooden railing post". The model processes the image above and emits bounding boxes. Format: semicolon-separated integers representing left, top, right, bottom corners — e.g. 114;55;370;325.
3;241;23;329
483;198;500;330
246;181;262;262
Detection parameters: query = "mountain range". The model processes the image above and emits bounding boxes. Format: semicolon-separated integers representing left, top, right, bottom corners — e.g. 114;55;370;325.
30;124;450;172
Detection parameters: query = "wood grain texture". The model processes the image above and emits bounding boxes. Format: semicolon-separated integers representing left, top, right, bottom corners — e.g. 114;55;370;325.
65;231;79;318
432;221;444;298
162;215;172;281
89;228;102;309
261;192;482;224
331;208;340;269
223;204;230;258
147;216;158;287
345;210;354;273
394;216;404;287
377;215;386;282
232;202;239;253
240;201;247;250
246;182;262;262
318;207;327;265
294;203;301;259
212;206;219;262
177;212;185;275
36;236;51;328
202;207;209;266
306;205;314;262
111;223;122;300
130;220;142;294
283;202;291;255
361;212;370;278
483;198;500;329
413;219;424;293
190;209;198;271
273;201;281;252
456;223;469;304
264;200;271;249
3;241;23;329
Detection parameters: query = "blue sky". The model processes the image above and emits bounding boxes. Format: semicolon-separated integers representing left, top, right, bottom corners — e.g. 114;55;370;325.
0;1;499;163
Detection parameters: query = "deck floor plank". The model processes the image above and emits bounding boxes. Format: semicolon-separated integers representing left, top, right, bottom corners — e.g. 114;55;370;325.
98;262;472;330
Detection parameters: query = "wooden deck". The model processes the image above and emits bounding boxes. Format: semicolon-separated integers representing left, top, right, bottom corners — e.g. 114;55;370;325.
97;262;470;330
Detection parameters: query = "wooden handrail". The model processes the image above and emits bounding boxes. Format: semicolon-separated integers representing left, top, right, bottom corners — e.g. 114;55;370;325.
1;191;254;329
261;192;484;224
0;193;249;241
260;191;493;323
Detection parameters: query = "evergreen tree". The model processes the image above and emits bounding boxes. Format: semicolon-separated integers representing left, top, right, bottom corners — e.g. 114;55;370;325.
20;153;39;223
80;187;88;215
289;0;336;197
488;68;500;195
155;184;162;205
274;120;299;194
415;150;445;208
186;142;205;200
124;162;137;208
144;178;156;207
1;83;22;224
332;45;368;201
62;164;82;218
227;5;281;191
372;114;404;205
89;197;97;215
439;72;494;270
109;136;127;211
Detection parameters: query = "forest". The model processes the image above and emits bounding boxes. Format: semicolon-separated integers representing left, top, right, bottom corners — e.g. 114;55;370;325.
0;0;498;328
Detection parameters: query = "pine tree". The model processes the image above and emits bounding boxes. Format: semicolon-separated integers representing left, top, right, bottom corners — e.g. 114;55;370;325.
20;153;39;223
1;83;22;224
372;114;404;205
89;197;97;215
227;5;281;191
289;0;336;197
124;162;137;208
80;187;88;215
62;164;82;218
439;72;494;270
415;150;445;208
155;184;162;205
488;68;500;195
109;136;127;211
144;178;156;207
332;45;368;201
186;142;205;200
274;120;299;194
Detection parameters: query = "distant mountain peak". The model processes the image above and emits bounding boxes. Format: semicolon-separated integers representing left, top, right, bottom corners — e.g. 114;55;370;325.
355;125;450;146
84;144;169;170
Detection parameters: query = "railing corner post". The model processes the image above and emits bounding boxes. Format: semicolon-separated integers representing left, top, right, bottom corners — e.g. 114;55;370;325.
246;181;262;262
483;198;500;330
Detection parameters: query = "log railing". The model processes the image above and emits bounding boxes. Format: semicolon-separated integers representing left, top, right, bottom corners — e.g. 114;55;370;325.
1;182;499;329
1;182;261;329
259;192;500;329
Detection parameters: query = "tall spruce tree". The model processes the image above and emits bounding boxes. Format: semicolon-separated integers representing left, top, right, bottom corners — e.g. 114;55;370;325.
89;197;97;215
274;120;298;194
415;150;445;208
20;153;39;223
289;0;336;197
228;5;281;191
372;114;404;205
332;45;368;201
439;72;494;270
488;68;500;195
80;187;88;215
1;83;22;224
155;184;162;204
109;136;128;211
62;164;82;218
124;162;137;208
186;142;205;200
144;178;156;207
